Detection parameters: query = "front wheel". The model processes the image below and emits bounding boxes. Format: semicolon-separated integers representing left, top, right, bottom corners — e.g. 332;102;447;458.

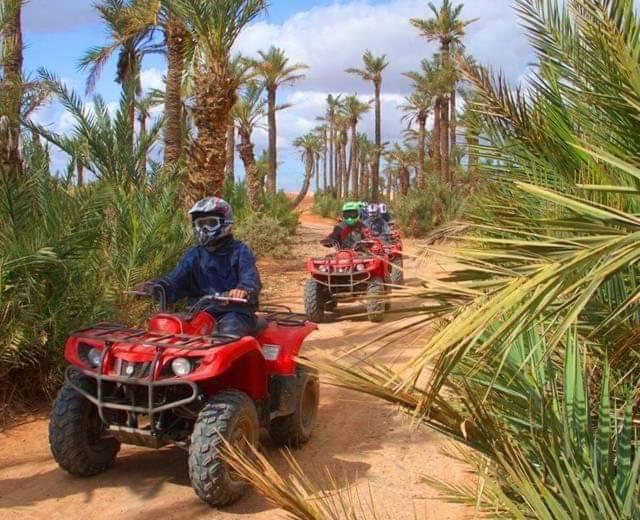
366;278;385;322
49;378;120;477
188;391;259;507
304;279;327;323
270;366;320;447
390;257;404;285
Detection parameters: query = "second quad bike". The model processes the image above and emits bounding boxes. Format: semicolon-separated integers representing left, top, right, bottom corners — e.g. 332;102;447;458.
49;288;319;507
304;239;391;323
380;231;404;285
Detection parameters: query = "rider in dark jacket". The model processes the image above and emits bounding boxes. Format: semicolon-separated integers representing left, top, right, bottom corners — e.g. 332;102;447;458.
140;197;261;338
363;203;391;238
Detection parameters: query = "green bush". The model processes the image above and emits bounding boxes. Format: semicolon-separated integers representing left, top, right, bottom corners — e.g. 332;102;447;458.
390;177;469;237
313;191;342;218
234;213;290;258
0;166;189;391
223;181;299;235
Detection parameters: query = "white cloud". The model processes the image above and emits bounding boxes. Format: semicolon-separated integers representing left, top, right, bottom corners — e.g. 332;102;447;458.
233;0;535;189
23;0;99;32
140;68;165;93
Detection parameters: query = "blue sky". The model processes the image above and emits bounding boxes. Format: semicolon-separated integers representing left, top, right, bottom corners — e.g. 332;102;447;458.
23;0;534;190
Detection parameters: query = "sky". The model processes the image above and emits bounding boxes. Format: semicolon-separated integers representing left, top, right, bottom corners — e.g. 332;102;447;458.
23;0;535;191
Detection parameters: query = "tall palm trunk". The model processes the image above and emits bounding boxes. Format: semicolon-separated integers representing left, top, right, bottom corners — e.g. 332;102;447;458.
372;82;381;202
266;85;277;193
290;152;313;209
450;88;456;169
0;0;24;177
440;94;450;183
322;128;327;191
417;113;427;189
328;122;334;191
237;127;261;210
164;15;185;167
188;67;236;203
399;166;410;196
386;169;393;200
138;110;148;180
359;154;369;197
350;124;358;198
341;129;349;198
225;122;235;184
432;98;442;180
333;130;339;193
440;44;451;183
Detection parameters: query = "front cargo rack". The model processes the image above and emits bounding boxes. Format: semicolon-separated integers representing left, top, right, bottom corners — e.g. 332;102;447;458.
71;322;238;350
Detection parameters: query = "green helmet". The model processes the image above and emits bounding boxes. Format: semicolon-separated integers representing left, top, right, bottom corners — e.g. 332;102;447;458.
342;201;360;227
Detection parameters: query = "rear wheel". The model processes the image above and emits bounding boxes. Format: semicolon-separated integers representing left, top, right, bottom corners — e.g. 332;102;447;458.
49;376;120;477
304;279;327;323
366;278;385;322
270;366;320;447
189;391;259;507
390;257;404;285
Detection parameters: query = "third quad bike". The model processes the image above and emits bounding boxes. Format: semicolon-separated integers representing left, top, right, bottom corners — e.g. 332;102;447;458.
304;240;391;323
49;287;319;507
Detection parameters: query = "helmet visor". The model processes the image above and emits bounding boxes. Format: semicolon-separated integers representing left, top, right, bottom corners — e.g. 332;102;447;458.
343;210;359;220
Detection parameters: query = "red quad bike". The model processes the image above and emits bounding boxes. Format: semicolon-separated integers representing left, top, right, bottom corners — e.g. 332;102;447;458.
48;288;320;507
380;231;404;286
304;239;391;323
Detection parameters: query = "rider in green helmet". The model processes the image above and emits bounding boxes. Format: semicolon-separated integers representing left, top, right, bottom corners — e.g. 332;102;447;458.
321;201;367;249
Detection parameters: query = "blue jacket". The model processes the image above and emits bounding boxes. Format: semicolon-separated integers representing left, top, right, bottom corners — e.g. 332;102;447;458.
156;237;261;316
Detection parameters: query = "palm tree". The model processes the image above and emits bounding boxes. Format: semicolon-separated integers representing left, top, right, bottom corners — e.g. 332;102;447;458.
136;92;157;178
80;0;162;137
125;0;188;167
411;0;476;183
0;0;24;177
346;51;389;202
334;114;349;199
247;46;308;194
340;94;371;198
231;82;266;211
356;133;374;198
313;124;328;191
400;90;432;188
405;58;446;181
172;0;265;202
290;133;321;209
385;143;413;196
323;94;342;191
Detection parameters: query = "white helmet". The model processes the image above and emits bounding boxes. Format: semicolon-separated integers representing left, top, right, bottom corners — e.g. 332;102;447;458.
189;197;234;247
367;203;379;217
378;203;389;215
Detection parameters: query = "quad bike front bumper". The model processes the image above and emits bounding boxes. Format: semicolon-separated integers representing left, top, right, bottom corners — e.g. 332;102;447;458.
65;365;199;447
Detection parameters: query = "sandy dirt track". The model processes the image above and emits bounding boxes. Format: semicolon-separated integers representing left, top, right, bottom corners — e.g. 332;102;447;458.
0;214;473;519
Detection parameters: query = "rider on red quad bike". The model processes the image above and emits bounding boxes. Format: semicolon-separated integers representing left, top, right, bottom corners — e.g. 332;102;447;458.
137;197;261;337
321;201;368;249
363;203;391;237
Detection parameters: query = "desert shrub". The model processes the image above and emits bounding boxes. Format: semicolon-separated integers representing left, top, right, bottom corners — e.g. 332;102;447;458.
390;178;470;237
313;191;342;218
223;181;299;235
0;166;189;393
234;213;290;258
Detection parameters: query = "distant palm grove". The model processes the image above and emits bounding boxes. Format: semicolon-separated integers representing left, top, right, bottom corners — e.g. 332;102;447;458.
1;0;638;518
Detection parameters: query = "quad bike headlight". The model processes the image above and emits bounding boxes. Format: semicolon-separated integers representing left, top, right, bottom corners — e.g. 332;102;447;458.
318;265;328;273
355;263;366;272
87;348;102;368
171;357;192;377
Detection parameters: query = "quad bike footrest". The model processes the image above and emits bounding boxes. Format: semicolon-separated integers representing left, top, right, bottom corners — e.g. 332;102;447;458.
107;425;170;449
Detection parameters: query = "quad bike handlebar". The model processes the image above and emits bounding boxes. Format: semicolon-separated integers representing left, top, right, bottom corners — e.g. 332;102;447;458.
128;283;249;316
